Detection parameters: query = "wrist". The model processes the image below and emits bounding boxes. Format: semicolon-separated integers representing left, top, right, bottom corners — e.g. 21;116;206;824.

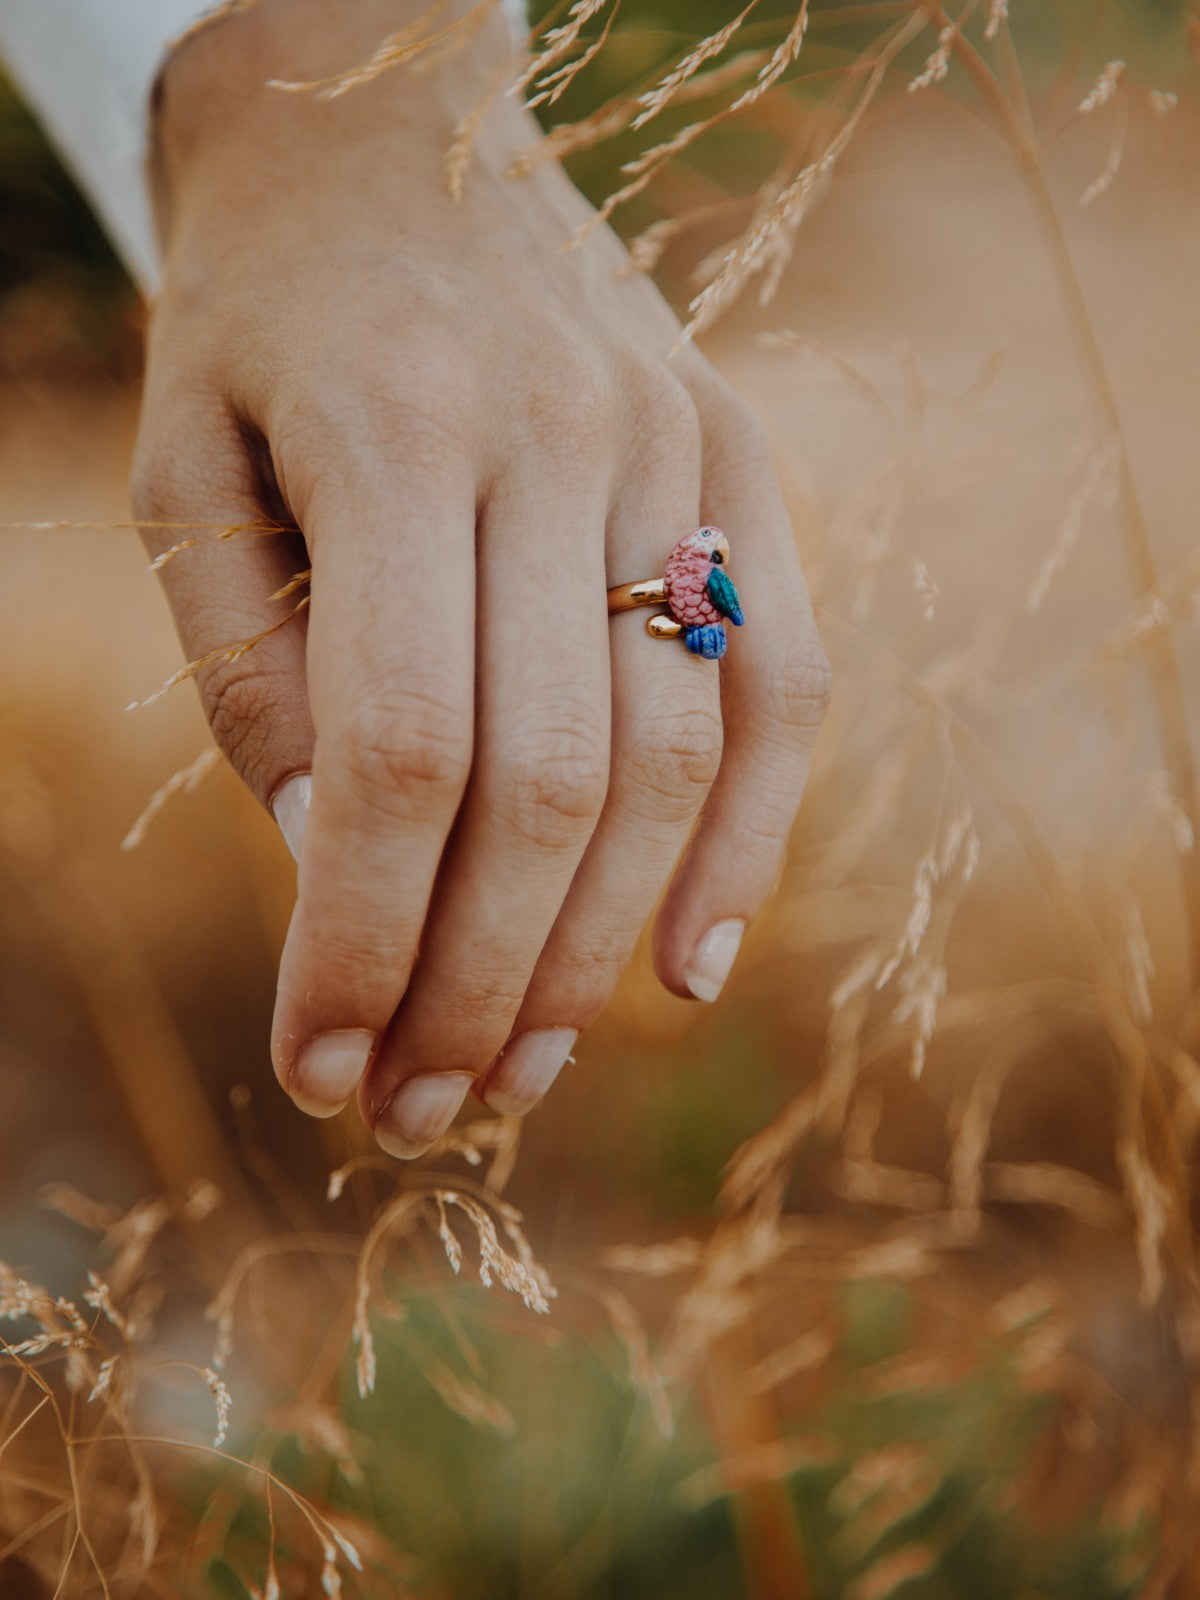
151;0;527;239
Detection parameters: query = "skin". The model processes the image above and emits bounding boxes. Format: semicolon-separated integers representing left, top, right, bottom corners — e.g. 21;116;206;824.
133;0;831;1157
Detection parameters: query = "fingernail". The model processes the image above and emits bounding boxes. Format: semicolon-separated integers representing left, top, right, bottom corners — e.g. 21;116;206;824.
376;1072;473;1159
685;918;746;1002
272;772;312;862
481;1028;577;1117
289;1028;374;1116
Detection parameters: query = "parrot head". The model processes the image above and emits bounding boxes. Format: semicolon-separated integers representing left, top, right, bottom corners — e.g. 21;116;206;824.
682;525;731;566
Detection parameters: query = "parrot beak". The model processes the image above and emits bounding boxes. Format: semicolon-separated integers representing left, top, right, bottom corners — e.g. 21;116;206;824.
714;533;731;564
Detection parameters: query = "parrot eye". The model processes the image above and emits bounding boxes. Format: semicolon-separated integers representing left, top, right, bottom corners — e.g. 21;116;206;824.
710;550;724;564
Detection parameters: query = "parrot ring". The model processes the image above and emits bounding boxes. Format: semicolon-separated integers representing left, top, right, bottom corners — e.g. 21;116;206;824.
606;526;745;661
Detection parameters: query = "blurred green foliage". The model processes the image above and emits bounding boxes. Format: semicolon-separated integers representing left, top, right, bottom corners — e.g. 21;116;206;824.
191;1278;1150;1600
0;71;132;354
574;1013;789;1219
524;0;1193;200
0;5;1189;1585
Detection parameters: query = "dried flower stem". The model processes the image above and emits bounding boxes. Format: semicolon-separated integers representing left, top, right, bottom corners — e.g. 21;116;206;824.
269;0;497;98
631;1;761;131
125;596;309;712
702;1323;812;1600
928;3;1200;1007
824;609;1193;1298
96;1433;360;1579
680;9;926;340
120;746;223;853
511;0;613;102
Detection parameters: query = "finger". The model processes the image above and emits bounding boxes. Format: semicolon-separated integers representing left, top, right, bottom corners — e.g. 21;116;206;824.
476;374;720;1117
130;400;315;829
652;373;831;1001
361;468;612;1156
269;433;477;1121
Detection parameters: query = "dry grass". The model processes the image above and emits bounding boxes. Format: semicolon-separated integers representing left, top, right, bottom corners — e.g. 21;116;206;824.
2;1;1199;1595
0;1119;548;1596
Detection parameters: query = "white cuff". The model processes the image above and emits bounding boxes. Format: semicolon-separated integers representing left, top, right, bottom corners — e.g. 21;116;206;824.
1;0;530;296
502;0;529;38
0;1;210;292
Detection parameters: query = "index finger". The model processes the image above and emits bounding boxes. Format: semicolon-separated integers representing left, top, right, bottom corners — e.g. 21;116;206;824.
270;430;477;1118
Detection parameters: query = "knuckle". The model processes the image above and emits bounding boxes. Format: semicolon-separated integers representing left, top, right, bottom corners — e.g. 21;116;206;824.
766;632;834;737
460;967;526;1033
722;397;772;462
627;363;701;474
420;964;528;1062
630;702;723;816
721;423;775;495
295;923;412;1015
129;445;203;534
367;387;468;463
130;409;254;559
128;453;172;524
335;689;472;819
274;387;467;509
538;929;636;1022
702;391;775;488
524;351;614;453
202;657;288;797
499;721;610;848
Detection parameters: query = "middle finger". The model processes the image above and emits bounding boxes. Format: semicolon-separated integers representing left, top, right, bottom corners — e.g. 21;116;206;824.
361;466;613;1156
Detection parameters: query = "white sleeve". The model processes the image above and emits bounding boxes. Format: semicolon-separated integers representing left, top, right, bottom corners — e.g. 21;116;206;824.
1;0;531;295
0;0;213;292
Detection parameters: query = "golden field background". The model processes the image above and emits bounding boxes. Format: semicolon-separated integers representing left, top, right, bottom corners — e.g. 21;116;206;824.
2;6;1199;1596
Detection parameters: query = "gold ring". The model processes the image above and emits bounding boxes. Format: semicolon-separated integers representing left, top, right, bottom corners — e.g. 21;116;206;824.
606;527;744;661
606;577;666;613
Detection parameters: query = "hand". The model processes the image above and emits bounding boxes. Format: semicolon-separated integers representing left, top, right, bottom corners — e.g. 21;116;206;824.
132;0;830;1157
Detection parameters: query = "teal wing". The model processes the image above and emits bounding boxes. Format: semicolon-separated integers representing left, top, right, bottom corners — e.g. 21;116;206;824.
706;567;745;626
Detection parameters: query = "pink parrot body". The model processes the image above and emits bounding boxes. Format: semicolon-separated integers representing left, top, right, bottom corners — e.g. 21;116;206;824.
664;547;723;629
659;526;744;660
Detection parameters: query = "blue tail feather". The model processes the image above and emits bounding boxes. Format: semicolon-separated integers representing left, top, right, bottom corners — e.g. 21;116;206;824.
684;624;727;660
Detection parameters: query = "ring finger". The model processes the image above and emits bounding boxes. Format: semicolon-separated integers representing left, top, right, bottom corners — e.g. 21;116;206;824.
476;387;723;1115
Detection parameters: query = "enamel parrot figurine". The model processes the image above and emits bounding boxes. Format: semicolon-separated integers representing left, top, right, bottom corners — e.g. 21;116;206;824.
658;525;745;660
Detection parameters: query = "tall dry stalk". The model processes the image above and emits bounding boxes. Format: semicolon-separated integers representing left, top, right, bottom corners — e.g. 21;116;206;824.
929;2;1200;1015
6;1;1200;1592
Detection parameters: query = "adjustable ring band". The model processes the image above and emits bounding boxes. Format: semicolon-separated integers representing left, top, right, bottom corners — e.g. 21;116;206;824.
605;527;745;661
606;577;666;614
